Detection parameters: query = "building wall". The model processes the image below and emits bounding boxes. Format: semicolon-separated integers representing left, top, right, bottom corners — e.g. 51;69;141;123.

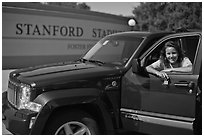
2;3;131;69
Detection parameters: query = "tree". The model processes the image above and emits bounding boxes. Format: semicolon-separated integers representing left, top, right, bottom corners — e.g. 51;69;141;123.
40;2;90;10
133;2;202;31
76;2;90;10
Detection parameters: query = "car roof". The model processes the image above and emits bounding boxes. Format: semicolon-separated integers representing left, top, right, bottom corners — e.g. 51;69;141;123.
108;30;201;40
109;31;174;39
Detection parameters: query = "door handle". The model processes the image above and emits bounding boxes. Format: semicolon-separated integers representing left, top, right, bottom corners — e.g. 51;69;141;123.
174;83;188;87
174;81;194;87
174;81;195;93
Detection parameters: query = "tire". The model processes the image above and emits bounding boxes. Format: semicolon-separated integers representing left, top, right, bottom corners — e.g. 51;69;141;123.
43;109;100;135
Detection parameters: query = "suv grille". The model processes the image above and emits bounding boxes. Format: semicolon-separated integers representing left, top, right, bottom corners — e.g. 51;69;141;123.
7;80;20;108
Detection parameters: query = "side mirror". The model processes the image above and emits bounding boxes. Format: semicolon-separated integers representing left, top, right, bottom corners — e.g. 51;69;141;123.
132;59;141;74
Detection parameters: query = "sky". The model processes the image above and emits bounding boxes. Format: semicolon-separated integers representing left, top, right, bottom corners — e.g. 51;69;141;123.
86;2;140;16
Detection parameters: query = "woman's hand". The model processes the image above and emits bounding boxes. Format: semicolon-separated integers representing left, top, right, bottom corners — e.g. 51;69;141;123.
156;71;169;79
146;65;169;79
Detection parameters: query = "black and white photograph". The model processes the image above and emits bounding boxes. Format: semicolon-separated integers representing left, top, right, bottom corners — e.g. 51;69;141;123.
2;2;202;135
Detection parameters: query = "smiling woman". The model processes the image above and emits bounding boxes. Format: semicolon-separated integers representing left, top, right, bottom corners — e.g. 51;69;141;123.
146;40;193;79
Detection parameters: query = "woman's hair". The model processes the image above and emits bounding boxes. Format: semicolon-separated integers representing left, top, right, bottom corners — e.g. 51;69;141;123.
160;40;185;67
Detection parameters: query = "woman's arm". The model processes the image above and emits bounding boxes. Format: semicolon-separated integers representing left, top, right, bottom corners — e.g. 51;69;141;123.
163;57;192;73
146;65;169;79
162;65;192;73
146;65;160;76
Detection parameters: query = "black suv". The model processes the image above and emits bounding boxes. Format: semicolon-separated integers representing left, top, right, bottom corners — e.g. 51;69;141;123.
2;31;202;135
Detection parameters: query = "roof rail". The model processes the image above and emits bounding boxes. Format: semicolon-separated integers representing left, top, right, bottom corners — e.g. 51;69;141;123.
175;27;201;33
175;27;189;33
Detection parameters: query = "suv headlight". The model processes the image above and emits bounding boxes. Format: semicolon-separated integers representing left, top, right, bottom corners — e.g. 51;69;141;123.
19;84;42;112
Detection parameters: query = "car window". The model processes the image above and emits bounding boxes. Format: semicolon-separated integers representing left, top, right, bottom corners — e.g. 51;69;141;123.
83;35;144;65
180;36;200;64
142;35;200;73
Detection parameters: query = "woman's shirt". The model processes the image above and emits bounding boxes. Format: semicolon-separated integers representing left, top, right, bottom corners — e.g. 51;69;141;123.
149;57;192;71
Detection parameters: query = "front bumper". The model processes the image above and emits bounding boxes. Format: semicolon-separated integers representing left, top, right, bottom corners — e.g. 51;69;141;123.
2;92;37;135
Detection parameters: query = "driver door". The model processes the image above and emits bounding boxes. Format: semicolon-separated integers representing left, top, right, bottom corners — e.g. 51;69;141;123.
120;33;201;134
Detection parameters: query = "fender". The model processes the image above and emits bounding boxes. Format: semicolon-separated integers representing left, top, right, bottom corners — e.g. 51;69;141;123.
30;88;115;134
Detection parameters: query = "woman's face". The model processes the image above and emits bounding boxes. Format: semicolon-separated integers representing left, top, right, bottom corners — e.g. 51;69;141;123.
165;47;178;64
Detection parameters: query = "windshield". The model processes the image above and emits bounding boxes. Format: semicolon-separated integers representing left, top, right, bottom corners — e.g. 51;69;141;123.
82;35;144;65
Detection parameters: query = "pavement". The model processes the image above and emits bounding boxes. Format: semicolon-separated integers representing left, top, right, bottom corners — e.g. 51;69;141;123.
2;70;14;135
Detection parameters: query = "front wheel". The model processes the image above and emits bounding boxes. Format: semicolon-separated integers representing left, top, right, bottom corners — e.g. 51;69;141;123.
43;110;100;135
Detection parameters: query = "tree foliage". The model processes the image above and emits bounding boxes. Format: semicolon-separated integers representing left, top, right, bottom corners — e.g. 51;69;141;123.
40;2;90;10
133;2;202;31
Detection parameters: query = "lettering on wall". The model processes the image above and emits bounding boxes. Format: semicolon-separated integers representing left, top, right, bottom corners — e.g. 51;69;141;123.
16;23;83;37
92;28;123;38
67;43;93;50
15;23;124;38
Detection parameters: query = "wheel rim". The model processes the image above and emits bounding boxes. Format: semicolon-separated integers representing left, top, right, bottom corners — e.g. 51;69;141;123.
55;121;91;135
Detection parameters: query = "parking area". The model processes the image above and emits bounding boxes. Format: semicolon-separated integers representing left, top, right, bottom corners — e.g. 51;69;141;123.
2;70;14;135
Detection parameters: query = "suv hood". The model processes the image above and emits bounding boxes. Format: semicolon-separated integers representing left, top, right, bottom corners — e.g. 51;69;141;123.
10;61;122;87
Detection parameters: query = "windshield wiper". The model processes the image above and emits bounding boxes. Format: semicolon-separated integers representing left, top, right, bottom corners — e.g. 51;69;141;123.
77;58;88;63
88;59;105;66
78;58;104;65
